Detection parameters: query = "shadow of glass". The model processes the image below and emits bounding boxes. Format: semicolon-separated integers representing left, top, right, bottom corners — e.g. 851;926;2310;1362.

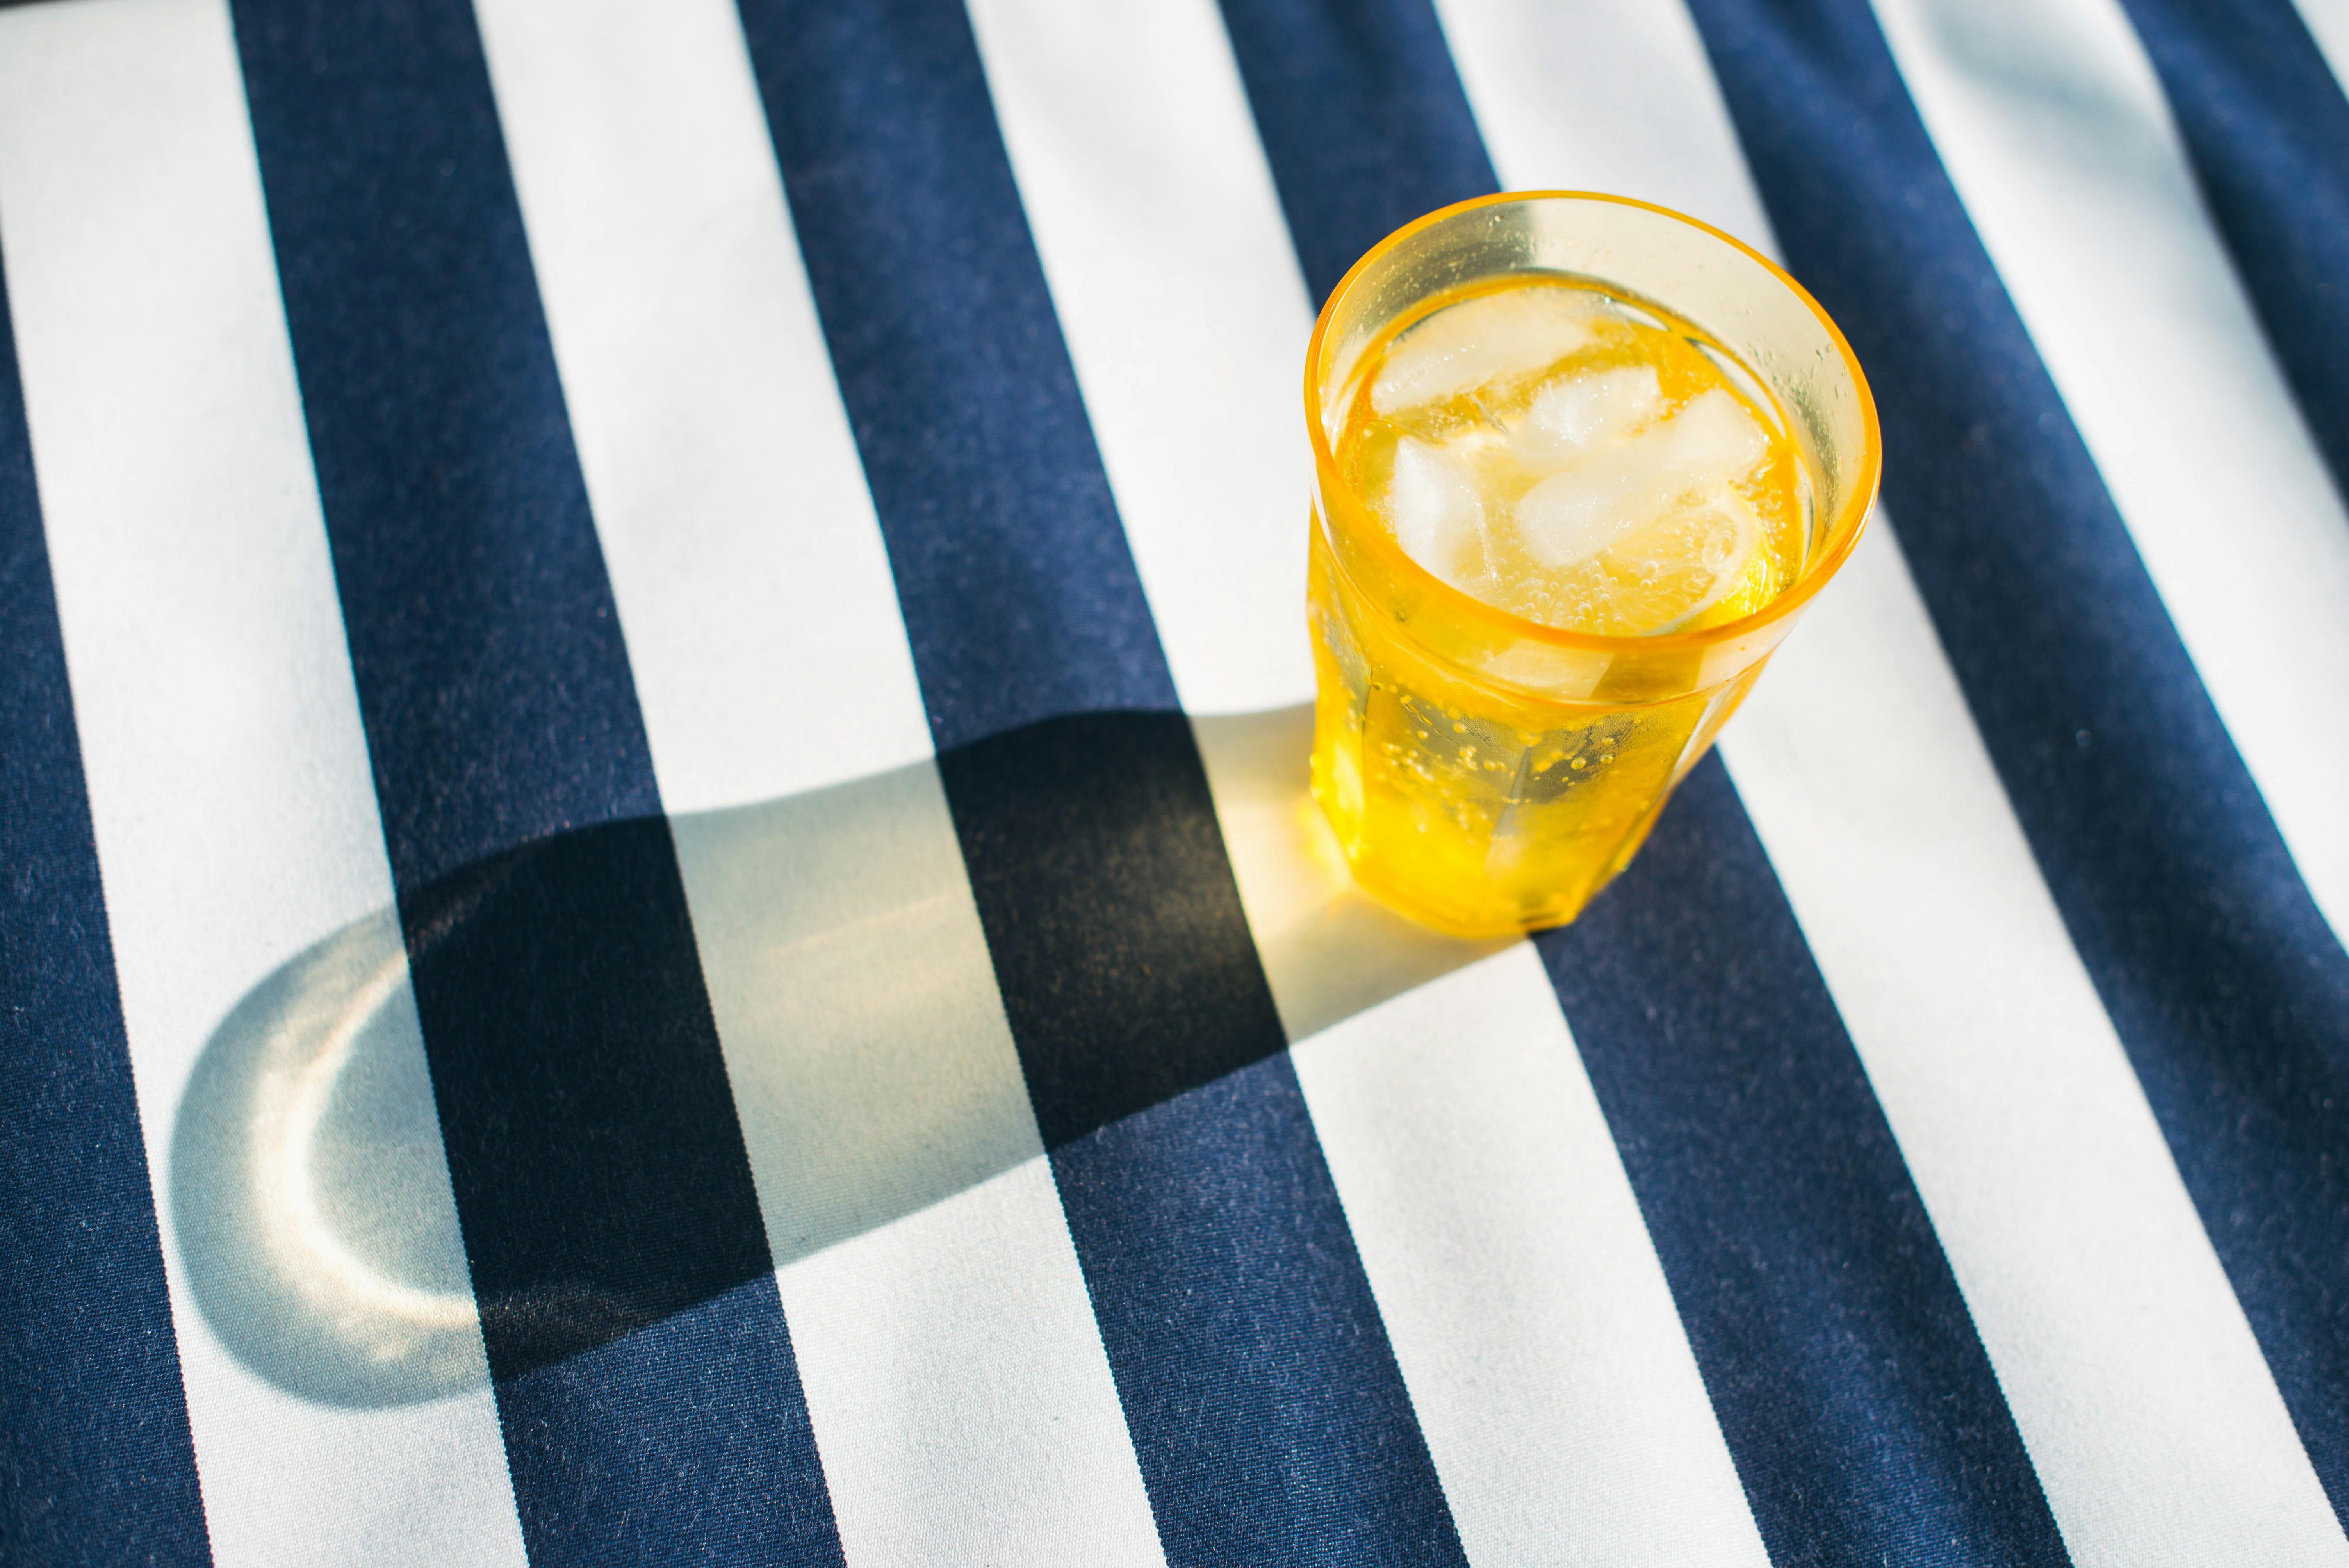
170;703;1503;1409
170;908;489;1407
667;760;1041;1269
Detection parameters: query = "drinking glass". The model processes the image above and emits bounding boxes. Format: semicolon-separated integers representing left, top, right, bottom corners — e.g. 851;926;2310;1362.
1306;191;1881;937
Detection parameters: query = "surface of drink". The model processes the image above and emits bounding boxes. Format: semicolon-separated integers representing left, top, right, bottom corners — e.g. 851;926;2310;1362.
1309;273;1816;935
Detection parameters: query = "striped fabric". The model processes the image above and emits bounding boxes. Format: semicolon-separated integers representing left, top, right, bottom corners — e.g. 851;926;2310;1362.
4;0;2347;1562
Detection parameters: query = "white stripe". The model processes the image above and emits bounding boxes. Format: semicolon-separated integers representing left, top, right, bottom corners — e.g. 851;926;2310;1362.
962;0;1314;717
0;3;527;1566
970;2;1769;1560
477;0;927;808
1872;0;2349;947
1429;0;1774;243
470;3;1165;1561
673;785;1164;1568
1439;0;2349;1560
2293;0;2349;94
1290;947;1771;1566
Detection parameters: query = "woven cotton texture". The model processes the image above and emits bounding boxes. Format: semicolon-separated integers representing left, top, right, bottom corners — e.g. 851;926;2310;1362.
5;0;2349;1564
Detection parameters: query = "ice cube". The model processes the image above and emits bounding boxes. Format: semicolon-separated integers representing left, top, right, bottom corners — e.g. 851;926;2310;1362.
1513;364;1665;470
1381;437;1490;590
1515;439;1674;568
1371;289;1602;417
1513;388;1770;568
1662;388;1768;479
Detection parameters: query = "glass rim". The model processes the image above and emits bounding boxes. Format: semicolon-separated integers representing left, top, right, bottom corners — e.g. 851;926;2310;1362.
1305;189;1883;657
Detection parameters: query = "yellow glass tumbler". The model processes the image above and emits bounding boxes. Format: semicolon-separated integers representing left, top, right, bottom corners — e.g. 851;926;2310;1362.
1305;192;1881;937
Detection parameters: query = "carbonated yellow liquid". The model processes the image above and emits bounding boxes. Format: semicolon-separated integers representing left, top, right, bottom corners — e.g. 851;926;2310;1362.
1309;273;1813;935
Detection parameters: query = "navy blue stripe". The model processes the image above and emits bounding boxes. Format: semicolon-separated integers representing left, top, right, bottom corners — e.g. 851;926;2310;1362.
733;2;1465;1560
1537;763;2069;1566
1215;0;1494;308
1682;0;2349;1523
0;218;214;1568
1218;2;2069;1560
1216;0;1497;304
2115;0;2349;509
227;3;840;1561
740;0;1173;750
